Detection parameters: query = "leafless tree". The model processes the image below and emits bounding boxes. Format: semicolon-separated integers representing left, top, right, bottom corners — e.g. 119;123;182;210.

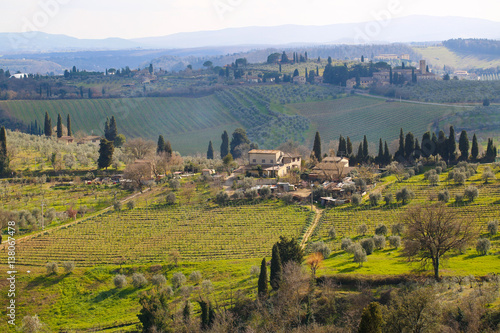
124;138;156;160
123;162;151;192
403;204;477;280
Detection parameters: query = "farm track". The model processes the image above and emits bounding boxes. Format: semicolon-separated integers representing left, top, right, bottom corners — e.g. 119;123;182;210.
301;205;323;249
0;188;150;250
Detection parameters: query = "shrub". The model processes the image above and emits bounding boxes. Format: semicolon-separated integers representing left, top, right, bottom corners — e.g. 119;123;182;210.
438;190;450;203
464;186;479;202
487;220;499;236
21;315;43;333
476;238;491;255
166;192;176;205
351;194;362;206
244;188;258;200
395;187;414;205
250;265;260;277
169;178;180;190
437;160;447;170
357;224;368;236
369;193;382;206
132;273;147;288
435;166;443;174
258;186;271;198
388;235;401;249
384;193;394;205
353;247;367;267
328;226;336;239
455;194;464;203
310;241;331;259
161;285;174;297
482;170;495;183
113;201;122;211
375;224;388;236
62;261;75;273
453;172;467;185
424;169;436;180
151;274;167;287
373;235;386;249
347;243;362;255
171;272;186;289
360;238;375;255
114;274;127;288
428;174;439;186
126;200;135;210
232;190;245;200
341;238;353;252
282;193;294;204
201;280;214;294
391;223;404;236
189;271;202;284
215;191;229;205
46;262;58;275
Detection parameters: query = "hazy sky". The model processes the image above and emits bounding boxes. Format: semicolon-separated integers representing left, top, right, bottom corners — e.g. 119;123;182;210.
3;0;500;39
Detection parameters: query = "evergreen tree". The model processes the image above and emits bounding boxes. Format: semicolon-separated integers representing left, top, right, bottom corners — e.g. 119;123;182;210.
66;114;72;137
358;302;384;333
356;143;364;164
361;55;365;62
448;126;457;163
182;301;191;324
313;131;322;162
404;132;415;160
199;301;210;330
485;138;497;162
471;134;479;161
230;128;251;159
383;141;391;165
437;130;449;161
337;135;347;157
220;130;229;159
97;138;114;170
157;135;166;154
293;69;299;77
395;128;405;161
362;135;369;162
421;131;432;158
458;130;469;161
257;258;268;298
44;112;52;137
431;132;439;158
164;141;172;156
376;139;384;165
346;137;353;156
0;126;9;175
107;116;118;142
207;141;214;160
270;244;282;291
56;114;63;138
414;138;421;160
104;117;110;140
389;67;393;85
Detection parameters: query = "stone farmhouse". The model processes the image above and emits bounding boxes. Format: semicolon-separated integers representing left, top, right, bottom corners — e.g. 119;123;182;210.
242;149;302;177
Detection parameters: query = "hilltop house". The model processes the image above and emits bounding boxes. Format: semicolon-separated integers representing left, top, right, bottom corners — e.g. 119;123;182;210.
242;149;301;177
310;157;352;181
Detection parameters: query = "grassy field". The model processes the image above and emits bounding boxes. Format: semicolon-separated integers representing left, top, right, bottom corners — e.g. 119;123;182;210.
287;95;468;146
414;46;500;70
0;96;243;156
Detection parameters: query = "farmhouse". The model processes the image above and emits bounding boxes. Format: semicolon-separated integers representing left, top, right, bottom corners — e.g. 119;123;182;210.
77;135;101;145
346;77;374;88
309;157;352;181
293;76;306;84
244;149;301;177
57;136;75;145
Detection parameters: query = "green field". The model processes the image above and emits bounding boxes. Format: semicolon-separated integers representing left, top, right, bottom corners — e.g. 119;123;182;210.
0;96;243;155
288;95;468;146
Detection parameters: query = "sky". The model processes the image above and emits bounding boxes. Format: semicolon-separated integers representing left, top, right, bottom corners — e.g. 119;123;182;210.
2;0;500;39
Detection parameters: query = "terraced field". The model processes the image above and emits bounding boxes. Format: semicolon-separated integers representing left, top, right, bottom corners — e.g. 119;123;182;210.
15;202;312;267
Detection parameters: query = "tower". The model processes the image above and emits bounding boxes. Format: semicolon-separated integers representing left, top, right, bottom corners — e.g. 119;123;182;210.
420;60;426;74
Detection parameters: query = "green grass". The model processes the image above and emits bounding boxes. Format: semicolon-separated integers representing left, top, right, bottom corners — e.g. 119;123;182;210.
0;96;242;155
287;95;467;145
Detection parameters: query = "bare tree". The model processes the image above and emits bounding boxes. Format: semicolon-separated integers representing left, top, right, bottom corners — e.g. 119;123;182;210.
123;162;151;192
124;138;156;160
403;204;476;280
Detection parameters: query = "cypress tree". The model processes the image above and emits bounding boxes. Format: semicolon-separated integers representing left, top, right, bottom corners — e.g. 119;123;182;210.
207;141;214;160
356;143;363;164
257;258;268;298
346;137;353;156
389;67;393;84
383;141;391;165
0;126;8;175
471;134;479;161
182;301;191;324
44;112;52;137
108;116;118;142
438;130;448;161
97;138;114;170
270;244;282;291
396;128;405;161
56;113;63;138
404;132;415;160
313;131;322;162
448;126;456;163
230;128;250;159
104;117;110;140
362;135;369;162
376;139;384;165
220;130;229;159
338;135;347;157
358;302;384;333
157;135;166;154
458;130;469;161
421;131;432;158
164;141;172;156
66;114;72;137
414;138;421;159
431;132;439;158
485;138;497;162
199;300;209;330
34;120;38;135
